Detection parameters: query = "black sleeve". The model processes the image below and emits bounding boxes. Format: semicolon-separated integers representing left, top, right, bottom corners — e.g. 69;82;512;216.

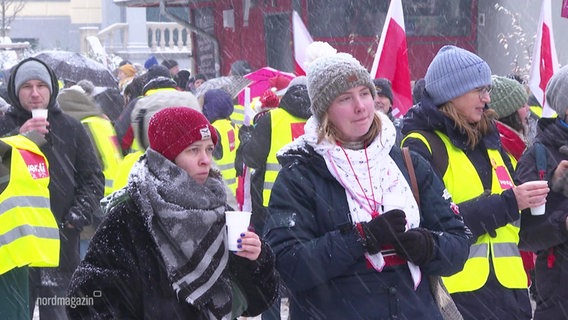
66;121;105;230
229;241;279;317
238;115;272;169
66;205;142;319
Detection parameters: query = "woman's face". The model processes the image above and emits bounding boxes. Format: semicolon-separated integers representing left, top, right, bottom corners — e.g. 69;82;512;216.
517;103;530;125
450;86;492;123
327;85;375;142
174;139;214;184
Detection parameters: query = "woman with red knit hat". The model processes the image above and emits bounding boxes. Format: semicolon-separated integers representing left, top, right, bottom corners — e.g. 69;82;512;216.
67;107;279;319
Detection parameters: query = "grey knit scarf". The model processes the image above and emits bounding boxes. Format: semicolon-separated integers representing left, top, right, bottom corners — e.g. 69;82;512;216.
129;149;232;319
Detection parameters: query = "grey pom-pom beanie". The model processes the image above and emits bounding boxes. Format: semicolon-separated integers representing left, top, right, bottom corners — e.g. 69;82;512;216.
545;65;568;120
14;60;53;94
307;52;376;121
425;45;492;105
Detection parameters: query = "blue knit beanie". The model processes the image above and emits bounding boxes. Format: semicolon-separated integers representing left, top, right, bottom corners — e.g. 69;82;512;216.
202;89;234;123
425;45;492;105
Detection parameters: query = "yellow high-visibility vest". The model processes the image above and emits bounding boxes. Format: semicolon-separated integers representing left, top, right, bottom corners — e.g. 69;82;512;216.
212;119;239;196
112;151;142;192
404;131;526;293
0;135;59;275
231;104;245;126
82;116;123;196
264;108;307;206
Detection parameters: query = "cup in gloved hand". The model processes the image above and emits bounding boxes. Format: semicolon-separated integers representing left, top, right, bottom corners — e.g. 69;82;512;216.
359;209;407;254
393;228;435;266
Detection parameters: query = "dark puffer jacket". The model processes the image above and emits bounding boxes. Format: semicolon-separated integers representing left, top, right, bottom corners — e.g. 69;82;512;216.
515;117;568;320
0;57;104;272
265;143;471;319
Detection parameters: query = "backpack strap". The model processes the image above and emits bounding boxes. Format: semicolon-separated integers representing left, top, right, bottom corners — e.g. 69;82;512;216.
404;130;448;177
402;147;420;207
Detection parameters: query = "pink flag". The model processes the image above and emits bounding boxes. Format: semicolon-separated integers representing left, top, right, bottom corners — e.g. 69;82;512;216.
528;0;559;117
562;0;568;19
293;11;313;76
369;0;412;118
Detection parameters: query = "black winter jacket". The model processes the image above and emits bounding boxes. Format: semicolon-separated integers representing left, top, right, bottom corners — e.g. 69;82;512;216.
0;57;104;272
515;117;568;320
66;191;279;319
265;141;471;319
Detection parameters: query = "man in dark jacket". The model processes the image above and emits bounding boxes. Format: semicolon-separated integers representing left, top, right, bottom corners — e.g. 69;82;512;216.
0;57;104;319
236;77;312;235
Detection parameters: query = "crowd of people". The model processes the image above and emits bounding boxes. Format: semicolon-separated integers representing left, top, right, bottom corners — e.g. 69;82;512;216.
0;42;567;320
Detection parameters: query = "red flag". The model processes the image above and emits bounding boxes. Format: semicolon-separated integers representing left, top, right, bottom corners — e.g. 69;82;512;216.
562;0;568;19
293;11;313;76
369;0;412;118
528;0;559;117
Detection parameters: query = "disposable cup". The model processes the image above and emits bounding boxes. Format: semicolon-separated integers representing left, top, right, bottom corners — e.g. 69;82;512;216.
524;180;548;216
225;211;252;251
32;109;48;119
530;203;546;216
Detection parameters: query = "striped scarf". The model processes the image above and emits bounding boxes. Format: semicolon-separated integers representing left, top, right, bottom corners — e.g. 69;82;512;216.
129;149;232;319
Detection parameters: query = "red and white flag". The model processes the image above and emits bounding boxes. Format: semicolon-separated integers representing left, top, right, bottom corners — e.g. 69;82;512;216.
293;10;313;76
528;0;559;117
562;0;568;19
369;0;412;118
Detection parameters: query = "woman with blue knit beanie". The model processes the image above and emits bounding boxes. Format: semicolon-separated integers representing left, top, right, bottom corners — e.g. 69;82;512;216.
401;45;550;320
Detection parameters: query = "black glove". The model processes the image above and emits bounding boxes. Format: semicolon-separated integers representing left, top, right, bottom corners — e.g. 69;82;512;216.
393;228;435;266
359;209;407;254
552;167;568;198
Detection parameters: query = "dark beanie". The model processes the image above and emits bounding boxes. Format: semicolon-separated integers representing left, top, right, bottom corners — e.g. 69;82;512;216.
280;84;312;119
202;89;234;122
373;78;393;104
15;60;53;93
161;59;178;70
230;60;252;76
148;107;218;162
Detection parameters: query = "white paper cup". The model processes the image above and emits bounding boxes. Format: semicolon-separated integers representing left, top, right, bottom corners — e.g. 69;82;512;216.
530;203;546;216
524;180;548;216
225;211;252;251
32;109;48;119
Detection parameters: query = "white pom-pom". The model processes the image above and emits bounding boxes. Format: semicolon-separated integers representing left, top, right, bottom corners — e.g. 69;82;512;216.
304;41;337;69
68;85;86;94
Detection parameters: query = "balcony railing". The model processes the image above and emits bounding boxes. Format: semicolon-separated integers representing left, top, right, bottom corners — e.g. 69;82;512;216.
80;22;192;55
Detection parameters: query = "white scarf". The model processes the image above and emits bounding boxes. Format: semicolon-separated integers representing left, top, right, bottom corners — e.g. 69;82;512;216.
301;112;422;288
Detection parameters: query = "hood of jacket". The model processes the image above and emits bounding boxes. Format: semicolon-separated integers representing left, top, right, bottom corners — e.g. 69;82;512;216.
57;87;102;121
402;91;501;151
536;117;568;151
279;84;312;119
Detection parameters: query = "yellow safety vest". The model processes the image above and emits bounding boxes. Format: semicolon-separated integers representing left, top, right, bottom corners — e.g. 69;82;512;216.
112;151;142;192
231;104;245;126
212;119;240;196
0;135;59;275
404;131;526;293
263;109;307;206
82;116;123;196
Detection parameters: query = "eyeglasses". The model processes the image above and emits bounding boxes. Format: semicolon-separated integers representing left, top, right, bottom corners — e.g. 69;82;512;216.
475;86;493;99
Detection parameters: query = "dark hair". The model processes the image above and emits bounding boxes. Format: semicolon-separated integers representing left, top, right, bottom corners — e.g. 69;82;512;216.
412;78;426;105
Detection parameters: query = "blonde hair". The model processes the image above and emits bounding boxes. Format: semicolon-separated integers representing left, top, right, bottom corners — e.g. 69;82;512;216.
317;113;382;145
439;102;494;149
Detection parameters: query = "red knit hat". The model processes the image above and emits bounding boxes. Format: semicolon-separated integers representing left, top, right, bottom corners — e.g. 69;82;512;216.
148;107;218;161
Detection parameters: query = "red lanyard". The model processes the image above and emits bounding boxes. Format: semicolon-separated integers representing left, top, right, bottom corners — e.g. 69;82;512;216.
339;143;379;217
